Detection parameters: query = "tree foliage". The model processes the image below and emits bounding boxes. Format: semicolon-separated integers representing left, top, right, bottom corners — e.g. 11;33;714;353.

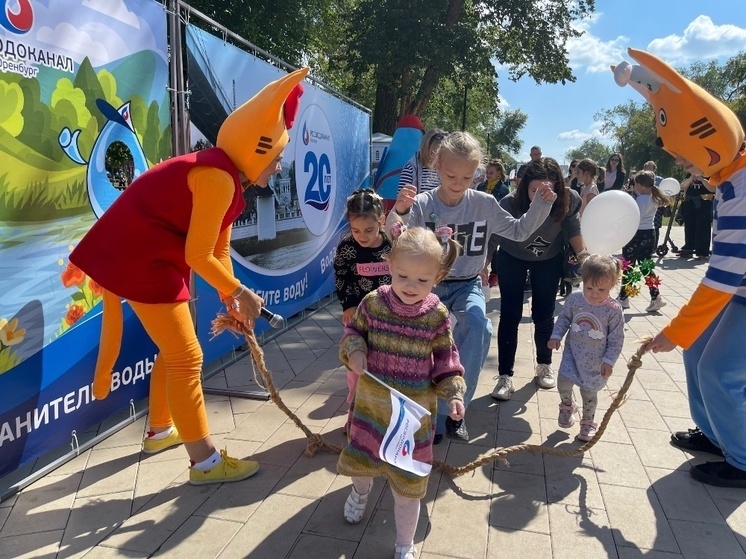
339;0;595;133
565;137;613;165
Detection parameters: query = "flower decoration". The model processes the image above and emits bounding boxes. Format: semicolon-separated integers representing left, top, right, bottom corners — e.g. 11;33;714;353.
625;283;641;298
0;317;26;347
0;317;25;375
57;250;104;336
61;262;86;288
638;258;656;276
390;221;407;239
435;225;453;243
619;257;632;271
65;303;85;326
621;258;661;299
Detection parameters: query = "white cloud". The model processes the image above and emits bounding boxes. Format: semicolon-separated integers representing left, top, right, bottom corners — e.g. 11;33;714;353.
82;0;140;28
647;15;746;63
566;12;629;74
558;129;592;142
36;21;134;66
497;96;510;109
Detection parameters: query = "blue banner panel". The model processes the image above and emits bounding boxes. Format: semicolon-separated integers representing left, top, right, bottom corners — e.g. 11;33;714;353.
0;0;169;477
186;26;371;362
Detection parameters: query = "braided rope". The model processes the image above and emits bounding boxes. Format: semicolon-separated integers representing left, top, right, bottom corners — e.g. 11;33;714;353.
212;316;650;475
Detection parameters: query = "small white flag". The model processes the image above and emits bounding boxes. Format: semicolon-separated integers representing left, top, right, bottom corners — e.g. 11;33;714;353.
365;371;432;477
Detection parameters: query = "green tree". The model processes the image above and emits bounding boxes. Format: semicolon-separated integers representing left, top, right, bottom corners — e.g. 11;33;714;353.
566;137;613;165
142;101;161;164
342;0;595;133
51;78;92;128
594;101;676;177
73;57;107;130
0;80;24;137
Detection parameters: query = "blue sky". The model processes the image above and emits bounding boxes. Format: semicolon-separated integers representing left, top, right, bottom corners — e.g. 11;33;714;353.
496;0;746;165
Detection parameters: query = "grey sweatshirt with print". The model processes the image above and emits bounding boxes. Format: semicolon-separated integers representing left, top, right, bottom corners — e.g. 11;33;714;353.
386;188;553;280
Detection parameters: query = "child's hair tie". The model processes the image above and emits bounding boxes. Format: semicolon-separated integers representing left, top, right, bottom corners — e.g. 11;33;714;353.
390;221;408;239
435;225;453;244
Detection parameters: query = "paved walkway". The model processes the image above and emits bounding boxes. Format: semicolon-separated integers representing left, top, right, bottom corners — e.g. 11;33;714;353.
2;228;745;559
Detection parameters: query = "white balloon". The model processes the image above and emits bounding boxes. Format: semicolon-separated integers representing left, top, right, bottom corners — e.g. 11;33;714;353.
581;191;640;254
659;177;681;196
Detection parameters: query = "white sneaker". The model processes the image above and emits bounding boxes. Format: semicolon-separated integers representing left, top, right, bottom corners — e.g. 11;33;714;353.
646;296;666;312
491;375;514;400
535;364;556;389
618;297;630;309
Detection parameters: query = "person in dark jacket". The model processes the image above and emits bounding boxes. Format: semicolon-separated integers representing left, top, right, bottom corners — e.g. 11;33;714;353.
602;152;626;191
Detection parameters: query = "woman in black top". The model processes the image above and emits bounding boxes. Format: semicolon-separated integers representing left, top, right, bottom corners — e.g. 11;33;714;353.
602;152;626;191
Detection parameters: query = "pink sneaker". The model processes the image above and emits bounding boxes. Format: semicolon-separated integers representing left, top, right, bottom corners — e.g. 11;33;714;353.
558;403;579;428
577;420;598;442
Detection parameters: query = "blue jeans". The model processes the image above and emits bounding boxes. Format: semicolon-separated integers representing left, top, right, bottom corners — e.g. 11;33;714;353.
433;277;491;433
683;300;746;470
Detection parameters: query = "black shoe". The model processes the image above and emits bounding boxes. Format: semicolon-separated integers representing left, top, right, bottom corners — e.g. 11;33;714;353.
433;434;444;445
445;417;469;441
690;461;746;488
671;428;724;457
678;251;693;258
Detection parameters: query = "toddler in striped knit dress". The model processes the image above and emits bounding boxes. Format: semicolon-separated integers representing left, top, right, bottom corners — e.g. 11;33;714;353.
338;226;465;559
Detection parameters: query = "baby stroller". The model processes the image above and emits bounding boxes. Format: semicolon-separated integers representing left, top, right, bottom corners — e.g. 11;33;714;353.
655;192;682;257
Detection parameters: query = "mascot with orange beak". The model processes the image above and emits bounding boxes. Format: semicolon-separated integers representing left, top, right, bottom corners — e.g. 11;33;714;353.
71;68;309;485
614;48;746;488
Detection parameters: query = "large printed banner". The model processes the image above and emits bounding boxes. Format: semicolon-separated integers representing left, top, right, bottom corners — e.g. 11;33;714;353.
0;0;169;478
186;26;371;362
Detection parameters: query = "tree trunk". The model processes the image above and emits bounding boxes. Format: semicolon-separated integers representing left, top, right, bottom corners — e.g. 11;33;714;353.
372;82;399;134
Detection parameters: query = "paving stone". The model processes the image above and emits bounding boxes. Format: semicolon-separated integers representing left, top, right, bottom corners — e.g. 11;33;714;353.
490;469;549;535
547;503;617;559
668;519;746;559
486;526;552;559
76;445;140;499
590;441;650;489
58;490;133;559
217;493;317;559
600;484;678;553
616;399;669;432
0;529;63;558
645;467;724;525
629;428;690;470
153;515;242;557
1;472;81;537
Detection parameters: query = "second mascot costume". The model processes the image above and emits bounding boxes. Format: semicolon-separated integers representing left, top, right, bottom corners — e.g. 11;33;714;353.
613;48;746;487
71;67;309;485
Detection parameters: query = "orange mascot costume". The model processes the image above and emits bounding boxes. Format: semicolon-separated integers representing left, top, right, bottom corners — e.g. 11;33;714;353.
71;67;309;485
613;48;746;487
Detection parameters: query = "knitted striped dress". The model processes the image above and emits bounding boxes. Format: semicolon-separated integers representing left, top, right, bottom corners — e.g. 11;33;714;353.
337;285;465;499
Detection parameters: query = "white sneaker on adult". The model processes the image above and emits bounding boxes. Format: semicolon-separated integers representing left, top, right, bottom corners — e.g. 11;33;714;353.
491;375;514;400
618;297;630;309
535;364;556;389
646;296;667;313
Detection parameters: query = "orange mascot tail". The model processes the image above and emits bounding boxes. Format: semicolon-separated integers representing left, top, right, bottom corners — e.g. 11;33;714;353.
92;289;124;400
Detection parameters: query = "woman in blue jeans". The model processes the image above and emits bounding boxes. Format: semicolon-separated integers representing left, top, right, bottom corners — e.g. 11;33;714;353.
492;158;587;400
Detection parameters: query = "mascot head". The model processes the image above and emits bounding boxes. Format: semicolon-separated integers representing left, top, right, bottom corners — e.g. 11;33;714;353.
612;48;744;178
217;67;309;182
